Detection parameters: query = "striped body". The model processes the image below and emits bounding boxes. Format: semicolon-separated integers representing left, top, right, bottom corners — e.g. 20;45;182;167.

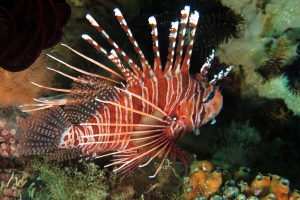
19;6;231;177
61;68;217;158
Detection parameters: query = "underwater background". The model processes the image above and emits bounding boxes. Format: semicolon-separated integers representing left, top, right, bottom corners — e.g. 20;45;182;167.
0;0;300;199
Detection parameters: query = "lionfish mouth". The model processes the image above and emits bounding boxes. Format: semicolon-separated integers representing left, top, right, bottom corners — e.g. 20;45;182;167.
18;4;232;188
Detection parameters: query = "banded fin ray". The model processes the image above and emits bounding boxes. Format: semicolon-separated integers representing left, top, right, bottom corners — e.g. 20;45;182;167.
18;107;70;155
174;6;190;73
65;74;118;124
85;14;144;79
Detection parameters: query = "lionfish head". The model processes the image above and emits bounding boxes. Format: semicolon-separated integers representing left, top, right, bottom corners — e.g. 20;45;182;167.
199;75;224;126
170;50;231;138
201;87;223;125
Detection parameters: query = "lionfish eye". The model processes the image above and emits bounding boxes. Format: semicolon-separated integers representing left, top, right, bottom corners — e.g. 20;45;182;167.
204;91;215;102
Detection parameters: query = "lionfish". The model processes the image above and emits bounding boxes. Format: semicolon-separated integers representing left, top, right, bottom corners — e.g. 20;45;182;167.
18;6;232;178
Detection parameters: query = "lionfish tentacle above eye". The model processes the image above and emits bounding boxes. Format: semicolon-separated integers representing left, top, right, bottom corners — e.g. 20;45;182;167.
18;5;232;180
210;66;233;85
201;49;215;76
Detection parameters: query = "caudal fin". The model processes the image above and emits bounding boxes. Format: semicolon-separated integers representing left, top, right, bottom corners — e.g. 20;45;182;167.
18;107;70;156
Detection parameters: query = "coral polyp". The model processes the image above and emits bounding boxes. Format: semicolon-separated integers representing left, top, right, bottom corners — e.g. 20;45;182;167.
257;98;293;126
287;78;300;96
285;56;300;96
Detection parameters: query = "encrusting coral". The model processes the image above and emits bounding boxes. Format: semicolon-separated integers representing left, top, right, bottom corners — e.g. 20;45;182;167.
182;160;222;199
182;160;300;200
0;121;19;158
0;106;27;169
0;54;55;106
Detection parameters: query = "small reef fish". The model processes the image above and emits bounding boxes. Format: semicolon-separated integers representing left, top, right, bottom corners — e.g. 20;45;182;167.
18;6;232;178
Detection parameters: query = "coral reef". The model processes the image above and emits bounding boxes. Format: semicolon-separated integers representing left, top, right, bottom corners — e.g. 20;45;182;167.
0;106;27;169
24;157;184;200
211;120;262;170
216;0;300;114
182;160;299;200
183;160;222;199
252;98;293;138
0;121;19;158
257;76;300;115
0;0;71;71
0;169;29;199
27;158;112;199
221;0;300;35
0;1;299;200
285;56;300;96
0;54;55;106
